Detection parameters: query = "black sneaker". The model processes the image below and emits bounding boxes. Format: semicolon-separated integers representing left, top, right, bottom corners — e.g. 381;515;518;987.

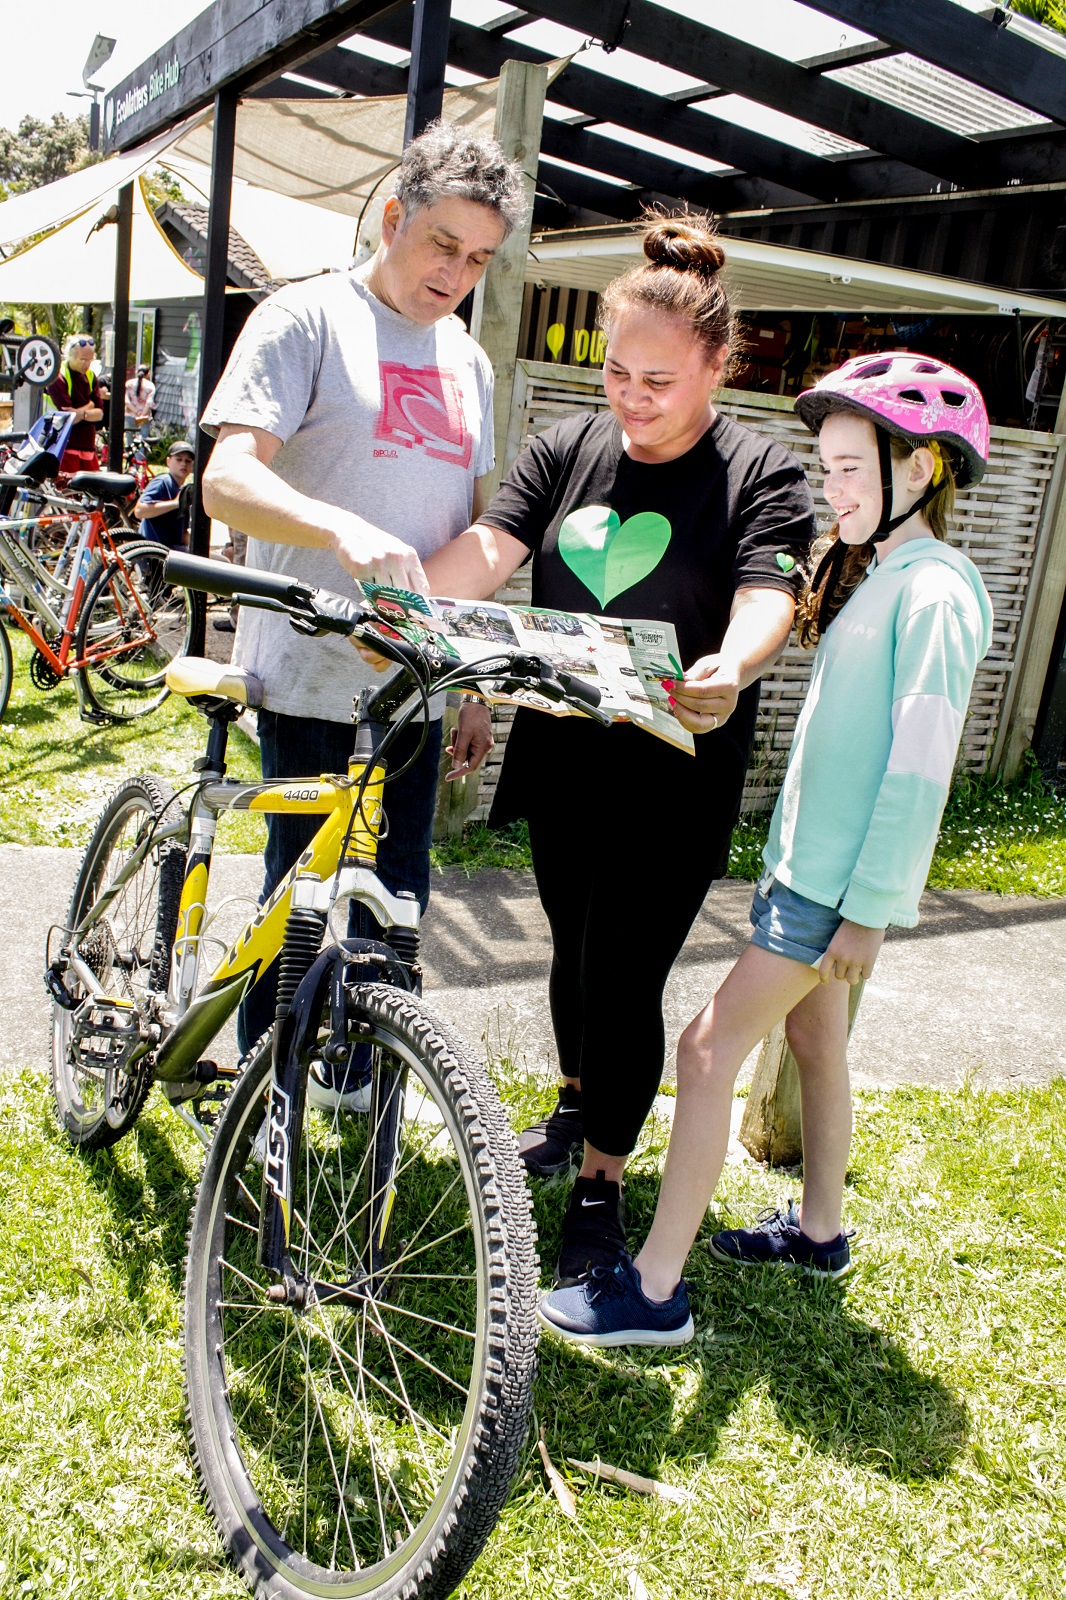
554;1170;627;1288
518;1084;584;1177
709;1199;852;1279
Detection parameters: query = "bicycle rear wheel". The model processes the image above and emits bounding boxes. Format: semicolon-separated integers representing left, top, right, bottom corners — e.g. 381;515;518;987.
51;775;186;1149
75;542;194;720
184;984;539;1600
0;622;11;720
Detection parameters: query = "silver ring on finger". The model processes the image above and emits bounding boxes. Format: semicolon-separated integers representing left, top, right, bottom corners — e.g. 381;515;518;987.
709;714;718;730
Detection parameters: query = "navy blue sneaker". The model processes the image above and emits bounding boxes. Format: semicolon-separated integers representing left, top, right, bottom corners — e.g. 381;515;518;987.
709;1200;852;1279
538;1254;694;1348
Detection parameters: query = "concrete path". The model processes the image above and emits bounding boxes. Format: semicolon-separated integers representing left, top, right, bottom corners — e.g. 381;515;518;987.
5;843;1063;1090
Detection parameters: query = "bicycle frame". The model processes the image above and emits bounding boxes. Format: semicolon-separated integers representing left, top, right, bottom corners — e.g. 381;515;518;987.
58;711;416;1112
0;502;166;696
0;506;100;667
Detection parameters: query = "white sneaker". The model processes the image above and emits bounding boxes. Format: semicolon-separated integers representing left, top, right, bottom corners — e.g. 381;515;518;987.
306;1059;373;1115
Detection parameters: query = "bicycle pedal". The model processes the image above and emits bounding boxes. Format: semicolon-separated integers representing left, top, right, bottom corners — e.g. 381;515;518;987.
79;709;112;726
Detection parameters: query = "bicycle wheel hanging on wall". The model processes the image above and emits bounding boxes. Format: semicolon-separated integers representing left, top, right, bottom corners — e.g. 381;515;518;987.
75;543;194;720
51;775;186;1149
184;983;539;1600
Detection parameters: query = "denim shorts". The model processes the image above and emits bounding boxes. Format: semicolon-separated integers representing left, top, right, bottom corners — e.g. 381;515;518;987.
749;869;843;969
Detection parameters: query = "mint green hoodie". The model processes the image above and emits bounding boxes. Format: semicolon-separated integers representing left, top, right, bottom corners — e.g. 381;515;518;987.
764;538;993;929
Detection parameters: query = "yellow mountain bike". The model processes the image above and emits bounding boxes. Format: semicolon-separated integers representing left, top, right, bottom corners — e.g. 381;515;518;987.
45;552;607;1600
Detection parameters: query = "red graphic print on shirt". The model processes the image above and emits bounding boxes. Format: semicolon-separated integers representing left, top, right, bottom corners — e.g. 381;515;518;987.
374;363;473;468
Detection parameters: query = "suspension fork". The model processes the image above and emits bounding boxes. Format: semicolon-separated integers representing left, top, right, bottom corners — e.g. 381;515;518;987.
256;939;408;1295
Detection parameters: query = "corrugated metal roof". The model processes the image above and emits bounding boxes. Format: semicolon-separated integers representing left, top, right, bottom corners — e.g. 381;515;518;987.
828;54;1050;138
526;225;1066;316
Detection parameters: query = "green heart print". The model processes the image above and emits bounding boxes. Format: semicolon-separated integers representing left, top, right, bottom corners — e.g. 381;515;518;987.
557;504;672;607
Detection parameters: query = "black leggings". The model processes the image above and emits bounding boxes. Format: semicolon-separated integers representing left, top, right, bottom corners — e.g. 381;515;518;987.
528;799;723;1159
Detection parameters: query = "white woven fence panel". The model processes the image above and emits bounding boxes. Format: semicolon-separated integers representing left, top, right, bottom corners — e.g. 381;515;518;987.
471;362;1061;819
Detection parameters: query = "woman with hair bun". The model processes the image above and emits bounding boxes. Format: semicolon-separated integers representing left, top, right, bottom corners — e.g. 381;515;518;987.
425;212;815;1286
538;354;993;1347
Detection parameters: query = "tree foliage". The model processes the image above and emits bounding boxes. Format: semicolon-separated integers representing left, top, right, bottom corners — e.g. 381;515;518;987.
1007;0;1066;34
0;113;94;198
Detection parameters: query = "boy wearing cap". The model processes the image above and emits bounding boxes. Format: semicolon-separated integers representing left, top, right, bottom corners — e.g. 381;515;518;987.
134;442;195;548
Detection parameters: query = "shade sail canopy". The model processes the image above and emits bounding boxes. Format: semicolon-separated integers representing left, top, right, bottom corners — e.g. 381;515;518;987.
171;81;506;220
164;156;360;280
526;226;1066;318
0;115;209;252
0;177;207;303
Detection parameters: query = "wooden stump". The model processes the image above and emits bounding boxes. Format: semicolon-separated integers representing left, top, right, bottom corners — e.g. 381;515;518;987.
432;700;481;840
739;981;865;1166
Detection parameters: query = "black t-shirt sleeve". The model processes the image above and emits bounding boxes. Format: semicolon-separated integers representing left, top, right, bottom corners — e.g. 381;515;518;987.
479;413;593;552
731;440;816;597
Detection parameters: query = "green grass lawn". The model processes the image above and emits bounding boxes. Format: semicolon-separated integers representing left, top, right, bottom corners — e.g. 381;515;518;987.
4;622;1066;895
1;1069;1063;1599
0;627;267;853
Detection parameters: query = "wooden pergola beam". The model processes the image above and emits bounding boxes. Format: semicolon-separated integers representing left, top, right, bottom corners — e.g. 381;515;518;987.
361;9;842;200
520;0;974;183
806;0;1066;125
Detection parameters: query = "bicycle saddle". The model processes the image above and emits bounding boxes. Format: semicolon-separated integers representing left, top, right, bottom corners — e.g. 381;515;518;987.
67;470;138;502
165;655;264;708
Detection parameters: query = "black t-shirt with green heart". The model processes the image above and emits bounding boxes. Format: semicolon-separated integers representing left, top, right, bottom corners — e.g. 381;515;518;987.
482;408;816;842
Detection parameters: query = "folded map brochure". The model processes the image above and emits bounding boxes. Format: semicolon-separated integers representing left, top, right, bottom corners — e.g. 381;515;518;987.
359;581;695;754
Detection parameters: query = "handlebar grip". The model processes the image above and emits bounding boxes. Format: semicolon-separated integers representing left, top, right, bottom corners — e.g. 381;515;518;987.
554;670;602;710
164;552;312;605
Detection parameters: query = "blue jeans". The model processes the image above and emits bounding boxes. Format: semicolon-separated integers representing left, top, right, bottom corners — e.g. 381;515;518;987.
236;710;443;1055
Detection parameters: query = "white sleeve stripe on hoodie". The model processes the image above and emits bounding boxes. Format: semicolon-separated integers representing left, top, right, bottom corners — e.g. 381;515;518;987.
887;692;964;788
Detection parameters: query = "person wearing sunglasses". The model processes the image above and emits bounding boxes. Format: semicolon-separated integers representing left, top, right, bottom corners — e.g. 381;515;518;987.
45;335;111;475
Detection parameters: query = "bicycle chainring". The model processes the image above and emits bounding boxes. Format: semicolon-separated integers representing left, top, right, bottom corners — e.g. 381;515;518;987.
29;647;63;690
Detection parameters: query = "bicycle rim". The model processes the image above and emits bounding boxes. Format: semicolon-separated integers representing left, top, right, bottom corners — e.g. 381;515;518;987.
184;986;539;1600
0;622;11;720
76;543;194;719
51;776;184;1149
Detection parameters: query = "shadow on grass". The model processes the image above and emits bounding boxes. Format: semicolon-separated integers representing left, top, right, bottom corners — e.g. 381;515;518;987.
71;1114;199;1299
532;1172;969;1487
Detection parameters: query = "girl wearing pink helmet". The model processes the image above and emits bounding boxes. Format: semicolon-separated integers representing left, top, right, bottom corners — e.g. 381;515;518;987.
539;353;994;1347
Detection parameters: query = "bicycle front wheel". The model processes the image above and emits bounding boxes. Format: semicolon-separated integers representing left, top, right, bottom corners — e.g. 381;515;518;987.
184;985;539;1600
0;621;12;720
51;775;186;1149
75;542;194;720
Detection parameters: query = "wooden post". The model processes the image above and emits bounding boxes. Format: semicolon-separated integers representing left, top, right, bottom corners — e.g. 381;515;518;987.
993;388;1066;777
739;981;865;1166
470;58;549;502
433;696;482;839
106;182;133;472
404;0;451;146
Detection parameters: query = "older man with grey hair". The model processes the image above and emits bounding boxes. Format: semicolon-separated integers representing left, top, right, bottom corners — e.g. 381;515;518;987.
201;120;526;1082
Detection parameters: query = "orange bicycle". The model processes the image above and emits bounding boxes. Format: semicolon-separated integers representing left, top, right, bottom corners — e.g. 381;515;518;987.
0;462;194;721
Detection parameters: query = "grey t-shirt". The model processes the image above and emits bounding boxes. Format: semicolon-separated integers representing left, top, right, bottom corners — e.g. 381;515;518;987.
201;268;495;723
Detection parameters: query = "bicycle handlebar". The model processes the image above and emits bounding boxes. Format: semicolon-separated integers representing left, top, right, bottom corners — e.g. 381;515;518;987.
164;552;609;721
165;550;316;607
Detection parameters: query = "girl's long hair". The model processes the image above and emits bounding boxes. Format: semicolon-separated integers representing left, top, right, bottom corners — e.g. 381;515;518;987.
796;434;959;648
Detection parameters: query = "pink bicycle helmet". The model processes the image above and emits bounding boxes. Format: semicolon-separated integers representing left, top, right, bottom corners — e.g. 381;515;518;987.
796;352;990;628
795;352;989;489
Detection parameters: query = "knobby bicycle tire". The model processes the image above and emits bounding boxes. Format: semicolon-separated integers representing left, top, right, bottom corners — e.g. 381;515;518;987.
75;542;194;720
0;623;11;721
184;985;539;1600
51;775;186;1150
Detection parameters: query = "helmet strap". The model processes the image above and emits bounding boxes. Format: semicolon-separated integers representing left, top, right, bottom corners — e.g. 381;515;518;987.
873;426;939;541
